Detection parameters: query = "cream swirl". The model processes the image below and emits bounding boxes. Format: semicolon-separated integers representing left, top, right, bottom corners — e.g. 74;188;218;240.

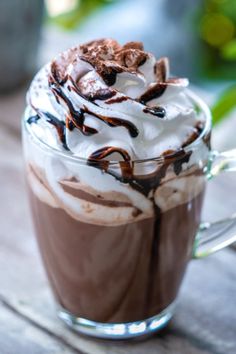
27;39;203;161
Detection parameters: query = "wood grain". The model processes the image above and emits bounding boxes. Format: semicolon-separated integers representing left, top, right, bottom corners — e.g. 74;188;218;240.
0;302;79;354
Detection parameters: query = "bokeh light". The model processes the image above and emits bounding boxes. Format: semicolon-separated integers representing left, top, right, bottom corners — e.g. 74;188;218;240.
201;13;234;47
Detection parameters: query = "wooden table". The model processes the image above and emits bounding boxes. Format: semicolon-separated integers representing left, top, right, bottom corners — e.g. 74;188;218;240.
0;87;236;354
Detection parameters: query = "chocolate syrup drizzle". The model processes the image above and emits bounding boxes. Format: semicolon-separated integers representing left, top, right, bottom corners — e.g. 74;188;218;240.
138;83;167;105
143;106;166;118
49;79;98;137
43;112;69;150
49;73;139;138
138;78;187;105
27;115;40;125
28;111;69;150
29;40;198;197
84;106;139;138
88;147;192;199
89;146;131;161
79;39;148;87
29;40;192;166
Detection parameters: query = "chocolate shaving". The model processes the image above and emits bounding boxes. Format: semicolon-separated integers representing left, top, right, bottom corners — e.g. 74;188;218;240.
51;61;67;85
87;88;116;101
123;41;144;50
96;63;124;86
80;38;121;59
116;49;147;69
76;84;117;101
154;57;169;82
79;39;149;86
79;55;124;86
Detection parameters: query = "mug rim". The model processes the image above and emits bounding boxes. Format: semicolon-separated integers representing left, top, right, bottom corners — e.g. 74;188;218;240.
23;89;212;166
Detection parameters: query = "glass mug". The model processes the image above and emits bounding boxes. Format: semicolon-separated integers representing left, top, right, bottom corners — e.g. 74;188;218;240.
22;91;236;339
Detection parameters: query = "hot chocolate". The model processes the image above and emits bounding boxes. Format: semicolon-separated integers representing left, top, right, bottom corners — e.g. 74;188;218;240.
28;167;205;323
23;39;210;335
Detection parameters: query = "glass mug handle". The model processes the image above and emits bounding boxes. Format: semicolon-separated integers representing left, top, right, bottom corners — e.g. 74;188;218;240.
193;149;236;258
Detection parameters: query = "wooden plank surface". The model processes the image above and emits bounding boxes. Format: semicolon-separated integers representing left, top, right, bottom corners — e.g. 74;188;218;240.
0;88;236;354
0;303;79;354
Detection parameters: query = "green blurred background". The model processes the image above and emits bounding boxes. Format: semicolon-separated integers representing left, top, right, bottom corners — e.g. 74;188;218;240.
46;0;236;80
44;0;236;125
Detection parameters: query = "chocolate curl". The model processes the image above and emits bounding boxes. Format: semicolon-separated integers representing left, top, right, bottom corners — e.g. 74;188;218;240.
155;57;170;82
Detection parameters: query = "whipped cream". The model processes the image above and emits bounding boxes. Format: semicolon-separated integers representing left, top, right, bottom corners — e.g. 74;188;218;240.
24;39;210;226
26;39;204;161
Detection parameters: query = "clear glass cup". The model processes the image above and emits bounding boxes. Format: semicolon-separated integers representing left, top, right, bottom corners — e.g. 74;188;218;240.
22;91;236;339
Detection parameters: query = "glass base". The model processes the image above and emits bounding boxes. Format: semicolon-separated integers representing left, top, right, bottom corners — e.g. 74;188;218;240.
58;302;176;339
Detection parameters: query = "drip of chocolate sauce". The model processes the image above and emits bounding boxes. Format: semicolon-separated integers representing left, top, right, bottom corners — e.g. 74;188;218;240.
88;147;193;309
33;111;70;150
69;78;139;138
65;117;75;131
82;106;139;138
27;112;69;151
49;80;98;136
89;146;131;161
31;53;193;191
49;72;140;138
42;111;69;151
27;115;40;125
50;78;139;138
88;146;133;183
89;148;192;198
143;106;166;118
146;202;162;310
138;83;167;105
171;150;192;175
